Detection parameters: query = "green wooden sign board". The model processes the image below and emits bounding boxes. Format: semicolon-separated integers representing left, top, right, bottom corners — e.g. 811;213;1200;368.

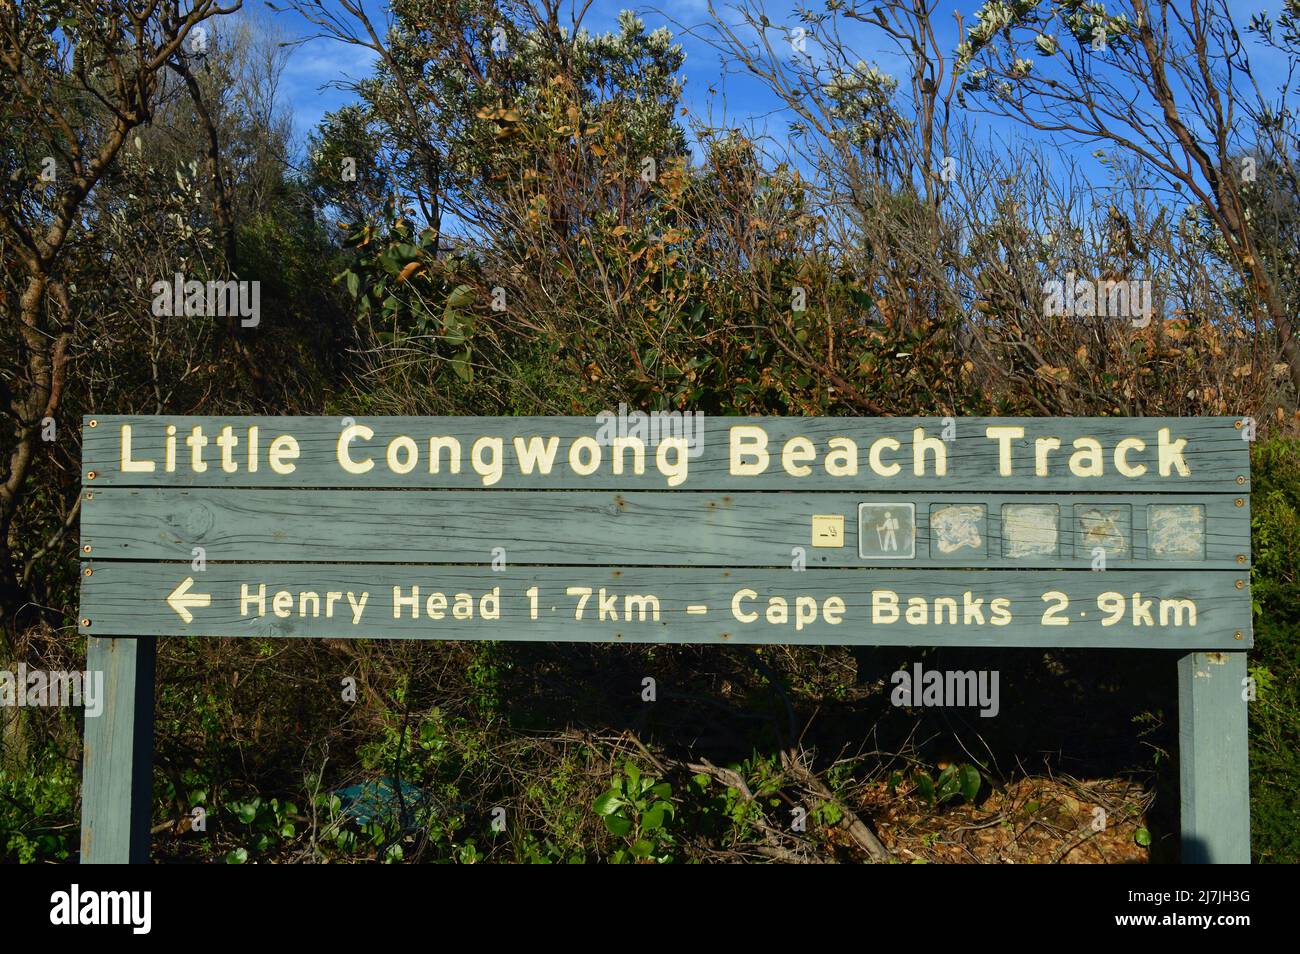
76;416;1253;863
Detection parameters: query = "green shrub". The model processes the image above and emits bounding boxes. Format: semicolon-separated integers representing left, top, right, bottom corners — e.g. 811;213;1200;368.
1248;438;1300;863
0;755;79;863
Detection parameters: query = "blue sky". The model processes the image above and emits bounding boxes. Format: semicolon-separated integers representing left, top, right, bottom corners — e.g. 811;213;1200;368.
270;0;947;147
260;0;1294;192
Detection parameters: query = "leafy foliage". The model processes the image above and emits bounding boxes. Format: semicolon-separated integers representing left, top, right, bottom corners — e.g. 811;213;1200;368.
1247;439;1300;862
592;762;676;863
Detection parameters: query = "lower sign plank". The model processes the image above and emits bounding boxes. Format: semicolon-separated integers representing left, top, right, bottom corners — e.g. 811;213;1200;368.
79;564;1251;648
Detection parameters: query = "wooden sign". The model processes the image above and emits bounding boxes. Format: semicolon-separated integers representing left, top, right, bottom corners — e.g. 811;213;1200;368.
75;416;1253;863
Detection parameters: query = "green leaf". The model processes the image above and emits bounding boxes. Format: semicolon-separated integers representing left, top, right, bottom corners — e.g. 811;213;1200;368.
629;839;654;858
959;764;981;803
603;813;633;837
593;791;624;816
446;284;476;310
1135;827;1152;847
225;847;249;864
641;804;666;831
451;349;473;383
818;800;843;825
442;310;466;345
912;771;935;806
936;764;962;803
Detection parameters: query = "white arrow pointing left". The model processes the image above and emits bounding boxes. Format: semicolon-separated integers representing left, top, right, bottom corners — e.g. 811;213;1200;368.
167;576;211;623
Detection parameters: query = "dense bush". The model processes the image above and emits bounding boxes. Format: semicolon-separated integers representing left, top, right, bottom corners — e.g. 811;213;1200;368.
1247;439;1300;862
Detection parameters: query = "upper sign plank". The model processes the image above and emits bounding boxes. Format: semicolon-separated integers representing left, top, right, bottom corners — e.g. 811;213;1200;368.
83;416;1249;492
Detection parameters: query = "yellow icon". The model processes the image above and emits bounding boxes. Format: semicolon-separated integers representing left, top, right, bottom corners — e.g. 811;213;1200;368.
811;514;845;548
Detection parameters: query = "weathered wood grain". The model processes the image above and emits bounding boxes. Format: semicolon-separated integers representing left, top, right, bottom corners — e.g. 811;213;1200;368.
78;563;1252;648
82;416;1250;491
80;489;1251;569
80;637;155;864
1178;651;1251;862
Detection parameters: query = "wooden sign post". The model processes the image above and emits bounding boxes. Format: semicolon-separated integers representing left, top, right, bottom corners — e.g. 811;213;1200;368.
77;416;1253;862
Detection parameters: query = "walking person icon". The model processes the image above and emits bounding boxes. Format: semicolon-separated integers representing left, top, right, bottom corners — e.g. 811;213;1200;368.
878;511;899;551
859;503;915;559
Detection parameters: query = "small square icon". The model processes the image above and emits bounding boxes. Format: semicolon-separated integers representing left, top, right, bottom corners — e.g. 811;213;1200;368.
1075;505;1131;559
930;504;987;557
858;503;915;559
1002;504;1059;558
1149;504;1205;560
811;514;845;548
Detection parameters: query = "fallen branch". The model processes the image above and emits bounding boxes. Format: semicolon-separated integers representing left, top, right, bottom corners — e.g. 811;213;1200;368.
782;752;891;863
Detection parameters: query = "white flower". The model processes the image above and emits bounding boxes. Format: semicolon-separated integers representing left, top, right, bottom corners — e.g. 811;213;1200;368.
975;1;1015;34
